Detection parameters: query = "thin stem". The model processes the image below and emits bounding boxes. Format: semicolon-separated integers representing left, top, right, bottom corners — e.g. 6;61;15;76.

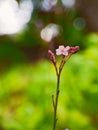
59;53;72;74
53;73;60;130
54;64;58;76
52;54;72;130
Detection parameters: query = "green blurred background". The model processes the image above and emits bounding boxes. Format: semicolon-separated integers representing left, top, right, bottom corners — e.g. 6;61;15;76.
0;0;98;130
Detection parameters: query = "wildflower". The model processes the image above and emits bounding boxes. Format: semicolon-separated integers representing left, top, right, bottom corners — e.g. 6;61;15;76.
48;44;79;130
56;45;70;56
69;46;79;54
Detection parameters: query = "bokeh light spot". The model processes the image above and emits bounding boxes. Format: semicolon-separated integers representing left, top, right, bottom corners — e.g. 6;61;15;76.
62;0;76;8
73;17;86;30
41;0;58;11
40;23;60;42
0;0;33;35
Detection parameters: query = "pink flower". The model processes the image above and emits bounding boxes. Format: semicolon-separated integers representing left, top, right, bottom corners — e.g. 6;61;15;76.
56;45;70;56
69;46;80;54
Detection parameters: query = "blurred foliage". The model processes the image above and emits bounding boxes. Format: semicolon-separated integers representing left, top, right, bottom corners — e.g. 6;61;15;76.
0;0;98;130
0;44;98;129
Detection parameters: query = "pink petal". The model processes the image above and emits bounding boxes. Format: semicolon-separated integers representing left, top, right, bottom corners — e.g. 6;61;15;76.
62;51;68;56
59;45;65;50
56;49;62;55
65;46;70;50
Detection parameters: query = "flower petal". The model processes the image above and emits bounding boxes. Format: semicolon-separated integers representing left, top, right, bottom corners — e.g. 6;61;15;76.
56;49;62;55
65;46;70;50
59;45;65;50
62;51;68;56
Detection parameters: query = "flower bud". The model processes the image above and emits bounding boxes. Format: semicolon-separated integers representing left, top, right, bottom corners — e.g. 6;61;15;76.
48;50;56;64
69;46;80;54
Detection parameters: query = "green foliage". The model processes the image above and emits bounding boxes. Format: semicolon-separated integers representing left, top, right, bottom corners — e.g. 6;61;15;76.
0;46;98;129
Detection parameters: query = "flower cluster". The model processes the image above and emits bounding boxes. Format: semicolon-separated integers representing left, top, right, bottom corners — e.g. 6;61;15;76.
56;45;79;56
48;45;79;72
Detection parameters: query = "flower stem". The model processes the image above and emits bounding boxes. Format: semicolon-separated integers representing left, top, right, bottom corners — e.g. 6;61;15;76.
53;73;60;130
